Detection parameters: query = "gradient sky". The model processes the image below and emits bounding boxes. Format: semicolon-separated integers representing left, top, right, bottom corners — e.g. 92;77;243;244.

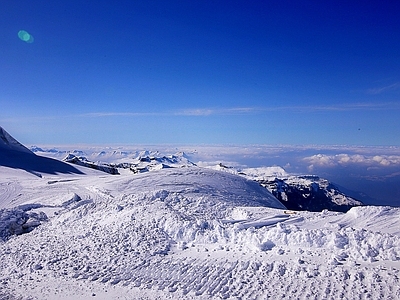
1;1;400;145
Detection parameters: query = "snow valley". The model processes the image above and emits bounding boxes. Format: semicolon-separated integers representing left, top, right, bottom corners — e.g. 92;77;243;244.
1;127;400;299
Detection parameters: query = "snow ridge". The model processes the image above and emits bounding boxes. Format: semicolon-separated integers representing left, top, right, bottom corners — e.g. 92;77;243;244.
0;126;32;154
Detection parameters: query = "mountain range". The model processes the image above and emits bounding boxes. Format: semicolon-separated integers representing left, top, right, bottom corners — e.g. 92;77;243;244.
30;141;363;213
1;126;399;300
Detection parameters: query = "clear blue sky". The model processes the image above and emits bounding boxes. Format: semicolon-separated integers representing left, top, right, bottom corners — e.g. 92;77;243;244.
1;1;400;145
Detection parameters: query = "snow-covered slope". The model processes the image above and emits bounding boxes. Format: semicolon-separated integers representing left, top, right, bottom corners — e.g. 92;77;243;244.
257;175;363;212
1;163;400;299
0;126;32;154
0;127;83;176
59;150;362;212
212;164;363;212
0;133;399;299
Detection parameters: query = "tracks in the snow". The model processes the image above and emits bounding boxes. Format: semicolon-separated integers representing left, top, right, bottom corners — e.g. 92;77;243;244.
0;181;22;208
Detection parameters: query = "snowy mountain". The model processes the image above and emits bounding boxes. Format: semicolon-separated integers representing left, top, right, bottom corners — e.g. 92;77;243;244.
30;146;136;162
63;154;120;175
213;164;363;212
61;151;196;175
0;126;32;154
127;151;196;173
1;162;400;299
257;175;363;212
60;151;362;212
0;127;83;176
1;128;399;299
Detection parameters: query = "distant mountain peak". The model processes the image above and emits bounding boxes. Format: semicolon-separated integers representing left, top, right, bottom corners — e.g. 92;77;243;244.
257;175;363;212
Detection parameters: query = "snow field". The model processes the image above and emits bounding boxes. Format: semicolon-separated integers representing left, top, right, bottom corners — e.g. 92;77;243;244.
0;167;400;299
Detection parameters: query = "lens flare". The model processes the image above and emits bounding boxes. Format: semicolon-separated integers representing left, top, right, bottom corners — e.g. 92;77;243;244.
18;30;34;43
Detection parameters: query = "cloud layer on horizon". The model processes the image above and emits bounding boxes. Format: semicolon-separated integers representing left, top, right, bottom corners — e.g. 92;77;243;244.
67;101;400;119
304;153;400;172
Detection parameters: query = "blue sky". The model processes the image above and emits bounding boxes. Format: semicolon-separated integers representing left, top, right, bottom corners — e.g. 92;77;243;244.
1;1;400;145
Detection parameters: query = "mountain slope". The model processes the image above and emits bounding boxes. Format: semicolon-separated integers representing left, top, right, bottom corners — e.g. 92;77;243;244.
0;126;83;175
257;175;363;212
214;164;363;212
0;126;33;154
0;164;399;299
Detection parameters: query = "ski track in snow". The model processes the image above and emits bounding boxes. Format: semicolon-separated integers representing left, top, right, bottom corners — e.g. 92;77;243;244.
0;181;23;208
0;166;400;299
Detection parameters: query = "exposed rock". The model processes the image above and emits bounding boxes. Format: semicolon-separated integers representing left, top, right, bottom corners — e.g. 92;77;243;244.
63;154;119;175
257;175;363;212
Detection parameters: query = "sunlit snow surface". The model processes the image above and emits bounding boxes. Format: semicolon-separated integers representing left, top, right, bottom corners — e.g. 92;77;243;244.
1;163;400;300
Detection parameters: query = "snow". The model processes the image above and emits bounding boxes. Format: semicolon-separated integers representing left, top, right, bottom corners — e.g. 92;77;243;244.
1;137;400;299
209;163;362;212
1;165;400;299
0;127;32;154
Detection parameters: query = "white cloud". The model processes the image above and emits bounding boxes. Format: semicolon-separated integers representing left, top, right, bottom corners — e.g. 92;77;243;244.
303;153;400;168
77;102;399;119
367;82;400;95
80;112;160;117
175;109;216;116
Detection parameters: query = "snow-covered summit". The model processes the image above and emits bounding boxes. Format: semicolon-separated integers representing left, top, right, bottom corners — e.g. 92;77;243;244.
0;126;32;154
129;151;196;173
120;167;286;212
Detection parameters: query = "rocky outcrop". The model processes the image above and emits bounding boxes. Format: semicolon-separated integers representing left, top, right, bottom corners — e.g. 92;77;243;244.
257;175;363;212
63;154;119;175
